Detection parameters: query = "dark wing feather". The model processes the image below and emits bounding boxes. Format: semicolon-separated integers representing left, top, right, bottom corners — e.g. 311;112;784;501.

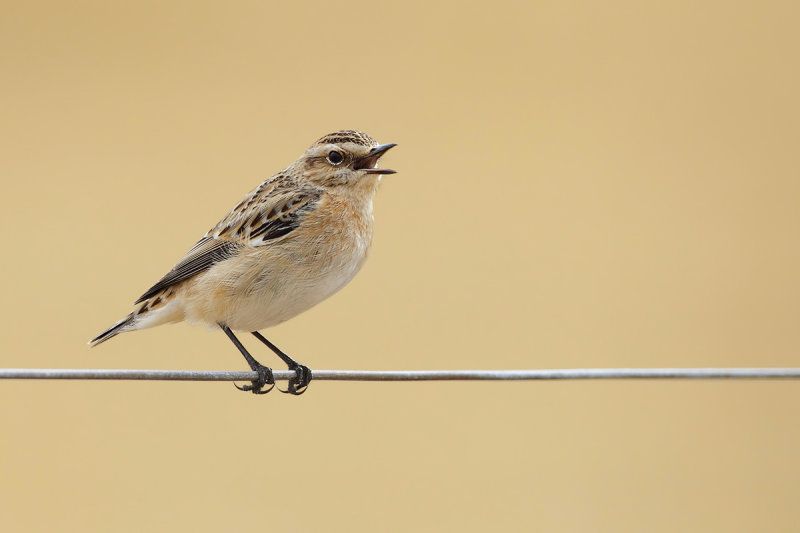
209;180;321;245
135;238;240;303
134;178;322;304
249;196;314;240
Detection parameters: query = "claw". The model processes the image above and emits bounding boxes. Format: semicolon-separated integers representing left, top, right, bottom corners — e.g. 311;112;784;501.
252;384;274;395
234;365;275;394
278;364;312;395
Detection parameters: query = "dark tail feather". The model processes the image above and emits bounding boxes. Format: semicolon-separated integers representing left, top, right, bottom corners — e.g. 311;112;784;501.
89;314;134;347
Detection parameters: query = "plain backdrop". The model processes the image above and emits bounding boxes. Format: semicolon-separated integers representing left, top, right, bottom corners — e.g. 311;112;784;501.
1;1;799;531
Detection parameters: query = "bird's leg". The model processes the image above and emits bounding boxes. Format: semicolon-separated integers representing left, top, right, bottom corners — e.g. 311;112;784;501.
251;331;312;395
220;324;274;395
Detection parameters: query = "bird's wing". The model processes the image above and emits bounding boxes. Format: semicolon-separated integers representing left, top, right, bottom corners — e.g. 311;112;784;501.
135;176;322;304
207;176;322;246
134;237;240;303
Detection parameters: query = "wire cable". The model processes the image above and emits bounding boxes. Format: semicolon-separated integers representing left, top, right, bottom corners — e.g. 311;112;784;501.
1;368;799;382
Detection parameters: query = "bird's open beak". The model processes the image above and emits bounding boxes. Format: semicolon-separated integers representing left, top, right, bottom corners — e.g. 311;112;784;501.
353;143;397;174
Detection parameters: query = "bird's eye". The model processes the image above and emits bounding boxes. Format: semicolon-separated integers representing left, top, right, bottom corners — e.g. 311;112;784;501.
327;151;344;165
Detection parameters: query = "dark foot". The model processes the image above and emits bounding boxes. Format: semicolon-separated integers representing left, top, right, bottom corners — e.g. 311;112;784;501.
280;364;312;396
220;325;276;395
234;363;275;395
250;331;312;396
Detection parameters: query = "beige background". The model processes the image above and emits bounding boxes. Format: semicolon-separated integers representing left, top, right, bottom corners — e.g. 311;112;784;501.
1;1;799;531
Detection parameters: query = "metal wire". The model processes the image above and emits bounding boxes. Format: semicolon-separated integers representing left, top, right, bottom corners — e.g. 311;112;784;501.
1;368;799;382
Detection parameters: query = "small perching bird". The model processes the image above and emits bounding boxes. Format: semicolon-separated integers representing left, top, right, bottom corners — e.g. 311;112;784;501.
90;130;397;395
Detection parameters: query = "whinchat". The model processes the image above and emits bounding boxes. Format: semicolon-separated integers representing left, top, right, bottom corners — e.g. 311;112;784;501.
90;130;397;395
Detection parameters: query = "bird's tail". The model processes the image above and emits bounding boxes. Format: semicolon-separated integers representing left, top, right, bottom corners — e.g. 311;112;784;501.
88;314;135;347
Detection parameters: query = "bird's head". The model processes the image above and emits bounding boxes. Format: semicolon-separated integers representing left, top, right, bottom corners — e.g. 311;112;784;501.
293;130;397;190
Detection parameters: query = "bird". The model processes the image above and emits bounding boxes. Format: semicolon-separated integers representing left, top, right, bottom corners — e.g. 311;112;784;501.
89;130;397;395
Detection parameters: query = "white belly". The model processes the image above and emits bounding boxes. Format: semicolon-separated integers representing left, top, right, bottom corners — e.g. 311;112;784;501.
180;230;372;332
223;250;367;331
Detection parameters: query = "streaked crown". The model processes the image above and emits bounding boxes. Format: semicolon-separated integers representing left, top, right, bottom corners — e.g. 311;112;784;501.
313;130;378;148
